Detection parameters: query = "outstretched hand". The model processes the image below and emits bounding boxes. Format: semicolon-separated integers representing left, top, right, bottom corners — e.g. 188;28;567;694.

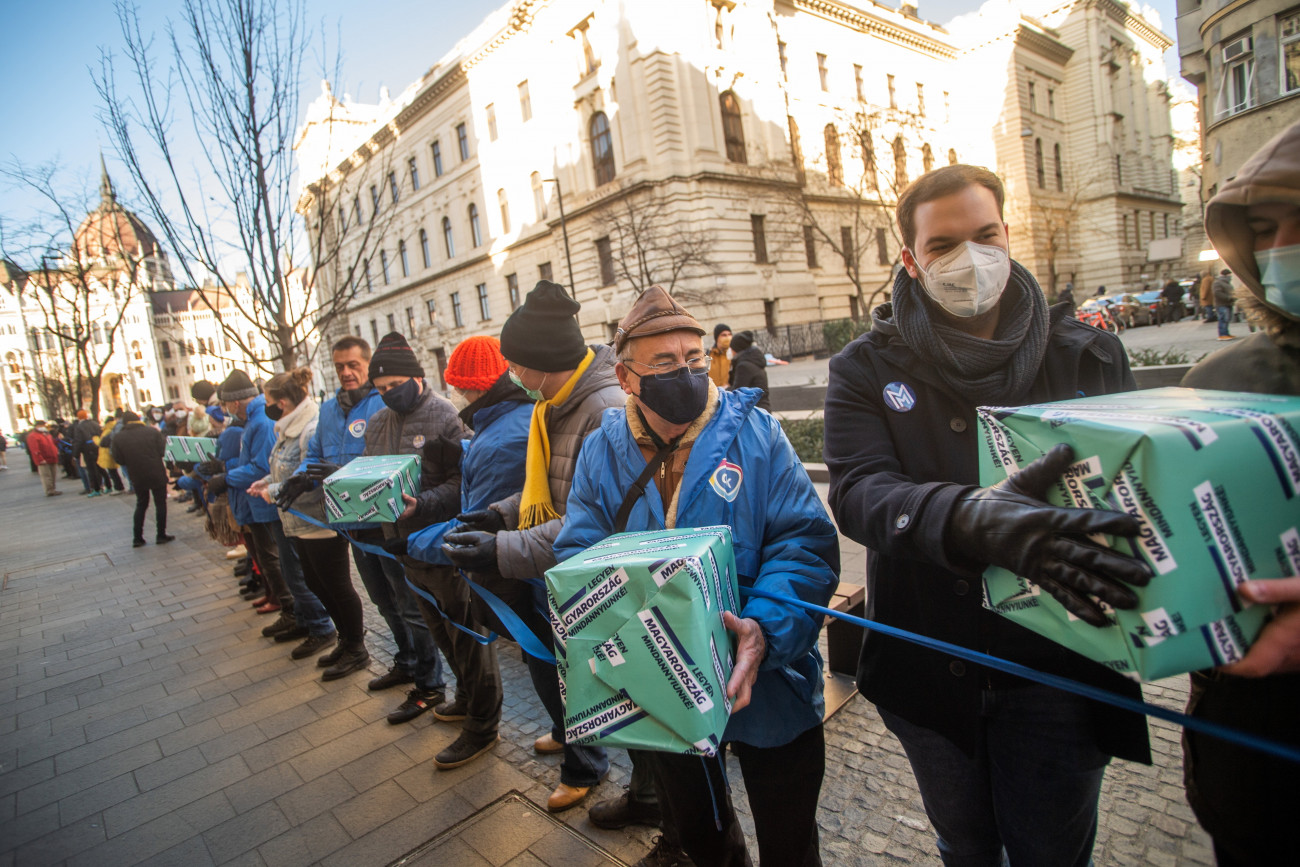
722;611;766;714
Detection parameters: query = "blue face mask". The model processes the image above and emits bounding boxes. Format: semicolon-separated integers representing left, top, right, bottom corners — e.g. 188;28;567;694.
1256;242;1300;316
381;378;422;413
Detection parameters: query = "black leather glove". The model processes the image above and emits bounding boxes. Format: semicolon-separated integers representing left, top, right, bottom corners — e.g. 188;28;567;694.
946;443;1152;627
455;508;505;534
304;461;342;482
423;436;464;473
380;536;409;557
197;459;225;477
276;473;316;510
443;530;498;572
206;473;228;497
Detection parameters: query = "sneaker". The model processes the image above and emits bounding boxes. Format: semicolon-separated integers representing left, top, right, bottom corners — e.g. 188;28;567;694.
321;645;370;681
368;665;416;692
589;788;663;829
86;491;100;498
261;610;296;638
291;631;337;660
133;538;147;548
386;688;444;725
635;835;694;867
273;624;310;644
432;698;468;722
156;534;175;544
225;545;247;560
434;731;499;770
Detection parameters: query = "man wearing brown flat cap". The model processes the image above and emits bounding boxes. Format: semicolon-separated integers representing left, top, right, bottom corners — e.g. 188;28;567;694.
555;285;840;866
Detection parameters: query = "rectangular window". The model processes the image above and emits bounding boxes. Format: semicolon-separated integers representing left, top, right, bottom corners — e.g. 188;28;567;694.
457;123;470;161
486;104;498;142
1028;81;1037;114
1047;88;1056;119
887;74;896;108
778;41;788;79
841;226;854;264
916;83;925;117
409;157;420;191
803;225;818;268
389;171;399;204
1282;13;1300;94
354;324;362;338
596;236;615;286
338;205;347;233
161;341;172;359
381;250;390;285
451;292;463;327
519;80;532;121
539;261;553;282
477;283;491;320
370;319;379;346
426;298;437;325
507;273;520;310
387;313;396;333
854;64;864;101
876;228;889;266
400;241;410;276
432;141;443;176
817;53;829;91
371;184;380;216
406;307;416;334
353;196;363;225
751;214;768;264
1216;36;1256;117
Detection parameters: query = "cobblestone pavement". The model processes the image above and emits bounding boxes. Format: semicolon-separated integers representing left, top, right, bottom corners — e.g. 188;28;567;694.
0;466;1213;865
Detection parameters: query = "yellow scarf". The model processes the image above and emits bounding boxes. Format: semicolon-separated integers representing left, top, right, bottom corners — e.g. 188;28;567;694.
519;347;596;529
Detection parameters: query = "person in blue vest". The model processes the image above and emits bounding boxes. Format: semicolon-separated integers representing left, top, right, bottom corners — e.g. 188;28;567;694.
276;335;447;721
555;286;841;867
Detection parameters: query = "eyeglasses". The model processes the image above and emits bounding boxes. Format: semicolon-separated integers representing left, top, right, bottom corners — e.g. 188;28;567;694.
623;356;712;380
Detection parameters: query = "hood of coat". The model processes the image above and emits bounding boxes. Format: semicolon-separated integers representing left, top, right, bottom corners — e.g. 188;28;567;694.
550;344;619;424
732;345;766;368
1205;120;1300;324
274;397;319;440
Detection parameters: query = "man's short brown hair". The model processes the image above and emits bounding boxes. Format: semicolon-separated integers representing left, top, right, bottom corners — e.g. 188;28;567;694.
331;335;371;359
896;164;1006;250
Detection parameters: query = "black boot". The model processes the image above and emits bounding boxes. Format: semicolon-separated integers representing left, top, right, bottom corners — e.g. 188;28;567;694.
321;641;370;681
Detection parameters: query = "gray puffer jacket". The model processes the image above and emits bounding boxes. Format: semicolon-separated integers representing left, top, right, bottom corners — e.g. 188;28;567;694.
264;398;330;539
493;344;625;579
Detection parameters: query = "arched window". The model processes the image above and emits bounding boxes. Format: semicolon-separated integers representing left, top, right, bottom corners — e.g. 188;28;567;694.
399;240;410;277
420;229;431;267
132;341;142;360
532;172;547;220
824;124;842;186
498;189;510;234
922;143;934;173
948;148;958;166
590;112;615;186
1054;143;1064;191
860;133;877;190
1035;138;1045;188
893;136;909;188
442;217;456;258
469;203;483;247
380;250;391;284
720;91;746;163
5;353;18;375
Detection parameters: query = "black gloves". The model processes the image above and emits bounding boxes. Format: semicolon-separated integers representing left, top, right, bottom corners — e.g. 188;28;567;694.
443;530;498;572
206;473;228;497
304;461;341;482
455;508;505;534
276;473;316;510
946;443;1152;627
197;459;225;477
380;536;409;557
423;436;464;473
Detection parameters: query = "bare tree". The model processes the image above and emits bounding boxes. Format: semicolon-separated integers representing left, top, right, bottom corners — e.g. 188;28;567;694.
1012;169;1114;300
96;0;397;370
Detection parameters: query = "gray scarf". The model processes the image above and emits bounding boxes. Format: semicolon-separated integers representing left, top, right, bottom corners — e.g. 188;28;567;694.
892;260;1050;405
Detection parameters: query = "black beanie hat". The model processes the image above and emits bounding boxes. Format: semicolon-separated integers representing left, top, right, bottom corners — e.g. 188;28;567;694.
730;331;755;352
369;332;425;379
121;410;141;422
713;323;732;340
499;281;586;372
218;369;259;401
190;380;217;403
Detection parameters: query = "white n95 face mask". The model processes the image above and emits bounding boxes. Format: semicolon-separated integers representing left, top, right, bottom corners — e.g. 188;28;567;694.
916;241;1011;317
1256;242;1300;317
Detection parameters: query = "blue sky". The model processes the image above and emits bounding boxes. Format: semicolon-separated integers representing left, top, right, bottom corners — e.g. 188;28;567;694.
0;0;1178;241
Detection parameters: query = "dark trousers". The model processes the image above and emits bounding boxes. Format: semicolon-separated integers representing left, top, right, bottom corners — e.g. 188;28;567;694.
648;724;826;867
351;540;445;693
404;561;502;739
291;535;364;643
104;467;124;491
245;521;292;611
132;477;168;541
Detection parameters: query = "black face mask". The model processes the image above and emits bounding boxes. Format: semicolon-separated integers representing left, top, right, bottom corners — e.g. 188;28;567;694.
636;366;709;425
381;378;423;414
263;403;284;421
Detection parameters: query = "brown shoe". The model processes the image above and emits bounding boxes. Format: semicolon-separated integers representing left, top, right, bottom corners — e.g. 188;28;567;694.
534;733;564;755
546;783;591;813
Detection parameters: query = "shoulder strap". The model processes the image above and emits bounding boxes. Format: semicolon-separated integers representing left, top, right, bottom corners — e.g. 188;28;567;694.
614;444;673;533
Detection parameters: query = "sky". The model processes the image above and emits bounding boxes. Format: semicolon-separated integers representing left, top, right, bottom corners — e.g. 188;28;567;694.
0;0;1179;248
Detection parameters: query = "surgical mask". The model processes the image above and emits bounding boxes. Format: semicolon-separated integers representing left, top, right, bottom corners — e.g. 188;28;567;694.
263;403;283;421
510;370;546;402
35;426;46;433
1256;242;1300;316
916;241;1011;317
152;412;163;421
448;391;469;411
635;366;710;425
380;377;422;413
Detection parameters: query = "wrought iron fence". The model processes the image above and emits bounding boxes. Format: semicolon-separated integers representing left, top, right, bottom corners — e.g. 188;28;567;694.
750;318;869;360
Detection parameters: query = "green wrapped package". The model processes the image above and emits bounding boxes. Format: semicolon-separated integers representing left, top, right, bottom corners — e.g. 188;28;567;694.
978;387;1300;681
545;527;739;755
165;436;217;463
321;455;420;523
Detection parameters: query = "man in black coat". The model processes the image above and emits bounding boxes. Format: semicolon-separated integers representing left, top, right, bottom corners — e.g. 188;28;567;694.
111;411;175;547
726;330;770;410
825;164;1153;867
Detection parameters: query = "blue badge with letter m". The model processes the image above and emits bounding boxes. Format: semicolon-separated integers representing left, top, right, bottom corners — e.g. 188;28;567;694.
883;382;917;413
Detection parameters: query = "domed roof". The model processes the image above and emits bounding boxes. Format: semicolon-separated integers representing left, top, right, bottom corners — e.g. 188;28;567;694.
73;159;163;263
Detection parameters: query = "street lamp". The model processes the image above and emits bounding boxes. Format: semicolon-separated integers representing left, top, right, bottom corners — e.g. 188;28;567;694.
542;177;577;299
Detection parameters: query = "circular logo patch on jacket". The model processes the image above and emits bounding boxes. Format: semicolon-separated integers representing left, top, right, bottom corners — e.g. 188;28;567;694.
413;435;426;449
883;382;917;413
348;419;367;438
710;460;743;502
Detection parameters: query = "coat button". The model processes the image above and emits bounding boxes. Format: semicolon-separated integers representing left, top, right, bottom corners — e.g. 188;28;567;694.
954;579;969;596
895;514;911;530
949;660;966;677
950;417;968;433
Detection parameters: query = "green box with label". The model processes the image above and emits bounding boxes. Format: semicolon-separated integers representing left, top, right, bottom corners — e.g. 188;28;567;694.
165;435;217;463
978;387;1300;681
321;455;421;523
545;526;739;755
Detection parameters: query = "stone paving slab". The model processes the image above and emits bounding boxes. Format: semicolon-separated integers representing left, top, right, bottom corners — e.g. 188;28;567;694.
0;464;1213;865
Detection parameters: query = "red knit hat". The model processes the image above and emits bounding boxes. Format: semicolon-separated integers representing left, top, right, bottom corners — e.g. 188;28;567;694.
445;336;508;392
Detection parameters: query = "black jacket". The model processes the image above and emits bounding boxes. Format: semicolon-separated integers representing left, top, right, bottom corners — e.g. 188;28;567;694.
825;302;1151;764
728;345;771;410
110;421;167;483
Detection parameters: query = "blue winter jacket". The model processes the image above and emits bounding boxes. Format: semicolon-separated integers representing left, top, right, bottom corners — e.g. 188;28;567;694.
554;387;840;749
406;398;533;564
294;385;387;532
225;395;278;524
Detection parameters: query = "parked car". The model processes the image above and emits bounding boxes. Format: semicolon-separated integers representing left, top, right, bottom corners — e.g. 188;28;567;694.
1135;290;1166;325
1102;293;1153;328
